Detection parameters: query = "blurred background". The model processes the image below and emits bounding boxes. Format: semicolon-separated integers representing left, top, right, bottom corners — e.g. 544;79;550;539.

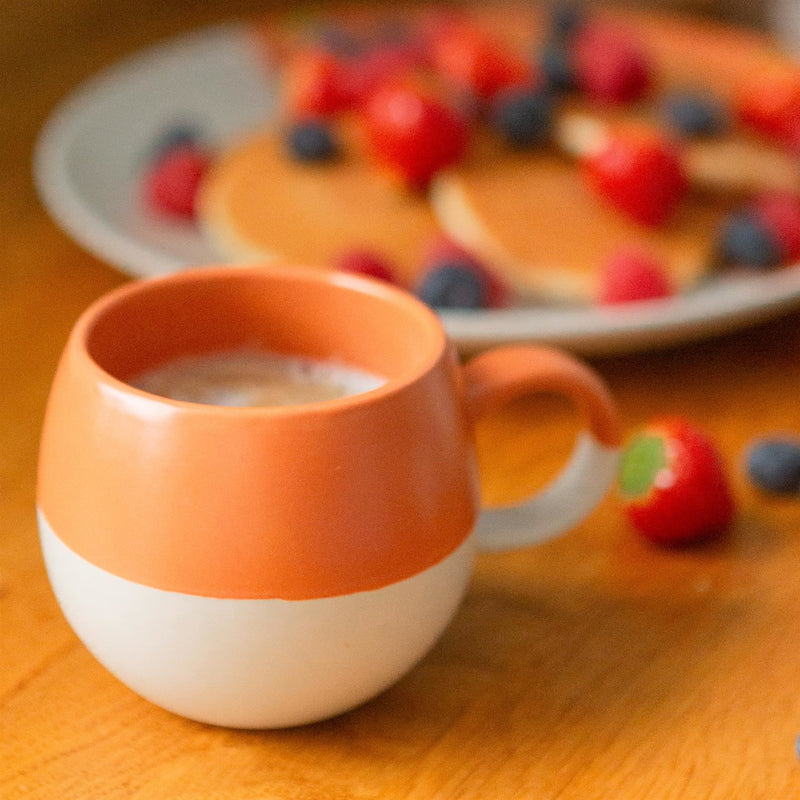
1;0;792;285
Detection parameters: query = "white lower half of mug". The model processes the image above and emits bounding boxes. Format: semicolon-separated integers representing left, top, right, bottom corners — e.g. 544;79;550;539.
38;511;475;729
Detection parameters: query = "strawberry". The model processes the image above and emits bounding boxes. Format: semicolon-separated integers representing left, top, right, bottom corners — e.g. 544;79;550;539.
618;417;735;546
361;82;470;190
429;20;535;103
583;126;688;226
596;247;673;305
735;62;800;147
572;21;651;105
283;48;356;118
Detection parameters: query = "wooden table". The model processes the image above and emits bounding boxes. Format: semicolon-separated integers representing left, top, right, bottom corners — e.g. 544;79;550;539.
4;2;800;797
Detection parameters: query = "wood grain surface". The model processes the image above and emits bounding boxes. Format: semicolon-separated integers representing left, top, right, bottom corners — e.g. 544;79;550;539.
3;1;800;797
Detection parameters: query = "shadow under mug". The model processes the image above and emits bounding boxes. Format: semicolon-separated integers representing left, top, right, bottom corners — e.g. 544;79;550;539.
37;264;621;728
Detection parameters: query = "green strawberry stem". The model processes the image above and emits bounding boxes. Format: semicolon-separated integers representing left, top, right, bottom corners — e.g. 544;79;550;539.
619;434;666;498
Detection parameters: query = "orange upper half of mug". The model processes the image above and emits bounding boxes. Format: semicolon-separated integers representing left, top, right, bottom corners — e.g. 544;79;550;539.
38;265;479;600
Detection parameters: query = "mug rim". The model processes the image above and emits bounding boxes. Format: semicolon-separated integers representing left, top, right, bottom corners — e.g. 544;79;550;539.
72;263;450;416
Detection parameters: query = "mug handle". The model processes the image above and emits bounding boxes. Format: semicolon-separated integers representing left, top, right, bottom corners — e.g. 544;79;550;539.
462;345;623;552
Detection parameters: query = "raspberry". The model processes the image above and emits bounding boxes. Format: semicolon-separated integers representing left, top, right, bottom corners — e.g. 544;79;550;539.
596;248;673;305
144;143;211;220
334;248;398;283
753;192;800;263
573;22;651;105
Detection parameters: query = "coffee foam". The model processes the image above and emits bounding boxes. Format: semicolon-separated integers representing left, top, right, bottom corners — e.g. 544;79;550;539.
130;348;385;407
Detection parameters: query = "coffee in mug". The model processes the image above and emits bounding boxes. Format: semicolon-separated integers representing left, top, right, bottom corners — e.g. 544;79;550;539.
130;348;385;407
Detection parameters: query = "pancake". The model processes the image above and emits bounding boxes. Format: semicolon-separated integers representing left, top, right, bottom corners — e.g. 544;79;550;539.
431;133;732;303
428;8;799;303
204;2;799;305
197;122;439;284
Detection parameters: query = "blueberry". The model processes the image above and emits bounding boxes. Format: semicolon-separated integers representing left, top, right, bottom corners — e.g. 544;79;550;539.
539;40;576;93
314;24;364;58
491;87;553;148
416;262;488;309
287;120;338;162
549;2;584;40
145;123;203;165
746;438;800;494
717;210;782;268
662;90;728;138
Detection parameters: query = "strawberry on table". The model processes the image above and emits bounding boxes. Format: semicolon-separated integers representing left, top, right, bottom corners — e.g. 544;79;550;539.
618;417;735;545
361;81;470;190
583;126;688;227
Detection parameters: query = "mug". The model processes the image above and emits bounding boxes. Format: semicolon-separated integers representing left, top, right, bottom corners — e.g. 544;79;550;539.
37;264;621;729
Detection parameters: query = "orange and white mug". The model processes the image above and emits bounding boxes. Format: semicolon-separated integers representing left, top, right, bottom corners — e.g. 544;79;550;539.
38;264;621;728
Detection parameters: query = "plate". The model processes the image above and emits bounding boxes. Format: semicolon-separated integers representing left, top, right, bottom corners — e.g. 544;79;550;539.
34;22;800;355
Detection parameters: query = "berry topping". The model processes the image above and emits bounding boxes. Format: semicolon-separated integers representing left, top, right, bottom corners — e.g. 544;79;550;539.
415;262;489;309
745;437;800;494
421;236;509;307
754;192;800;263
149;123;203;159
313;23;365;59
618;417;735;545
283;49;355;118
361;82;470;190
662;90;729;138
430;20;535;103
538;40;577;93
735;62;800;147
548;2;585;41
334;248;398;283
583;127;688;226
491;86;554;148
572;22;651;105
596;248;673;305
286;119;339;162
716;209;782;268
144;143;211;220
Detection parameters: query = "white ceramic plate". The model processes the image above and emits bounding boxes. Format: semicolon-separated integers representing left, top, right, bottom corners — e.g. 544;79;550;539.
34;23;800;355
